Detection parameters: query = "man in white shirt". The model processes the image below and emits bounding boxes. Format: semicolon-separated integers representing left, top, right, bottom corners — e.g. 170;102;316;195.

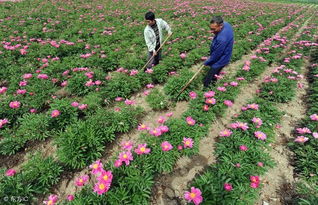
144;11;172;69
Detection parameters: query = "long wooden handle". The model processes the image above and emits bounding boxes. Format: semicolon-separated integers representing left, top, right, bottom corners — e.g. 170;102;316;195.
141;33;172;71
176;64;205;99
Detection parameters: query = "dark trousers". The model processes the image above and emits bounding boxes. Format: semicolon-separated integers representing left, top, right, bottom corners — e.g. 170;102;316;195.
146;45;161;69
203;66;225;87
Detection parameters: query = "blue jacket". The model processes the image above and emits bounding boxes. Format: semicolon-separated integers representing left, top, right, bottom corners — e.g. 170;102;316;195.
204;22;234;69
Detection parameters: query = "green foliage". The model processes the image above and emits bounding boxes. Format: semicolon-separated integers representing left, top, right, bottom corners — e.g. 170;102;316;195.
47;98;78;130
0;153;62;204
145;88;169;111
66;72;93;96
16;113;50;141
296;180;318;205
101;72;142;101
56;120;105;169
164;69;202;101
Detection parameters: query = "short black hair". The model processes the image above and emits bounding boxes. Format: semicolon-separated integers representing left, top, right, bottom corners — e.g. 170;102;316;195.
145;11;155;21
210;16;223;25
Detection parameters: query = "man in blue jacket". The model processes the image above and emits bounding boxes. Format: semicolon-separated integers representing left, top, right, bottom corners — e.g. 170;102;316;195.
203;16;234;87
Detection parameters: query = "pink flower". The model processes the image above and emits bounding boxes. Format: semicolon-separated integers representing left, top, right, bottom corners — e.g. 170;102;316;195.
157;116;166;124
205;98;216;105
115;97;123;101
231;122;249;130
250;182;259;189
242;65;250;71
184;187;203;205
74;175;89;187
166;112;173;117
236;77;245;81
30;108;37;113
240;145;248;151
296;127;311;134
217;87;226;92
71;102;79;107
19;81;27;86
183;137;194;148
257;162;264;167
235;163;241;168
138;124;149;131
313;132;318;139
67;195;74;201
204;91;215;98
9;101;21;109
159;125;169;133
250;176;260;188
5;169;16;176
161;141;173;151
149;128;162;137
146;83;154;89
97;170;113;183
219;129;232;137
250;175;260;184
114;107;121;112
93;181;110;195
89;160;103;175
85;80;95;87
0;118;9;129
124;99;135;105
95;80;102;85
143;90;150;96
114;159;122;167
51;110;60;118
310;114;318;121
252;117;263;128
120;141;134;151
23;73;32;79
78;104;88;110
20;49;27;55
186;116;196;126
230;81;238;87
294;136;309;143
224;100;233;107
189;91;197;99
0;87;8;94
129;69;139;76
238;122;249;130
134;144;151;155
241;106;248;111
43;194;58;205
37;74;49;79
203;104;209;111
224;183;233;191
145;68;153;73
180;53;187;59
61;81;68;87
247;103;259;110
62;70;70;76
254;131;267;140
119;151;134;166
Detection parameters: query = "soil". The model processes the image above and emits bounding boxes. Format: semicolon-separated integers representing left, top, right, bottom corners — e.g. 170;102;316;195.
256;63;310;205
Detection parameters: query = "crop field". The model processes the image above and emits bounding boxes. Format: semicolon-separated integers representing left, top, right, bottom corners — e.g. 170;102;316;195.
0;0;317;204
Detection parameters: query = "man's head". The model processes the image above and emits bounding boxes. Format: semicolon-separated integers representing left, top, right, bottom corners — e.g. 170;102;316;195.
210;16;224;34
145;11;156;26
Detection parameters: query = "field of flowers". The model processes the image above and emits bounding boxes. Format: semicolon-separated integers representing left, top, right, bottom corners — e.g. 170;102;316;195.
0;0;317;204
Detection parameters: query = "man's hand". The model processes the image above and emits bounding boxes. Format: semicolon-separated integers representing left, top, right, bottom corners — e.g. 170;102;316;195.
152;50;157;56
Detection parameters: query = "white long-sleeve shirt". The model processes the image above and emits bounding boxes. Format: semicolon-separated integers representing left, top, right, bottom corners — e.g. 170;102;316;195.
144;18;172;52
